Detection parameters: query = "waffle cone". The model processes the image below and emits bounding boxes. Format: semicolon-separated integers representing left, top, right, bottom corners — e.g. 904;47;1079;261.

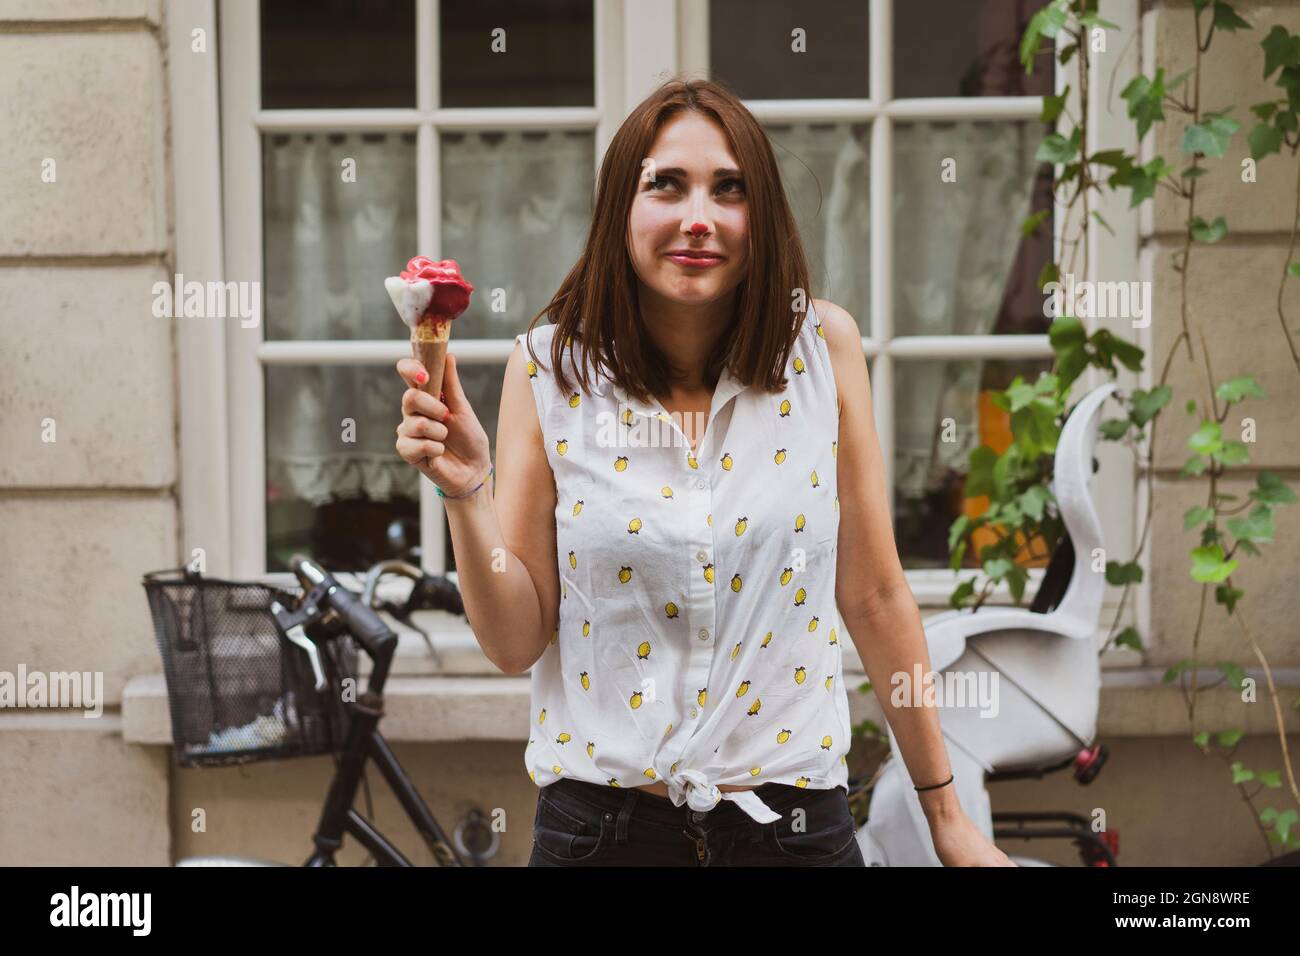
412;320;451;400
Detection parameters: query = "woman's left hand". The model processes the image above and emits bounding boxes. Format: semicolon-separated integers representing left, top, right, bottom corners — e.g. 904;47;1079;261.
930;811;1017;866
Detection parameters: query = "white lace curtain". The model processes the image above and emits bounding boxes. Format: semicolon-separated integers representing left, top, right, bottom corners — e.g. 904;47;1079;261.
262;129;590;507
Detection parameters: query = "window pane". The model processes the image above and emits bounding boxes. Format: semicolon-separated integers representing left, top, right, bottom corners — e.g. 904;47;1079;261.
767;121;870;331
266;365;419;573
439;129;594;338
439;361;507;574
439;0;594;107
892;121;1051;337
709;0;869;100
894;0;1054;98
893;357;1053;569
263;131;418;341
261;0;416;109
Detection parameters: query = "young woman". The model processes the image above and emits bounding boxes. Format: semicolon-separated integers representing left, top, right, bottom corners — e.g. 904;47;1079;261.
395;78;1013;867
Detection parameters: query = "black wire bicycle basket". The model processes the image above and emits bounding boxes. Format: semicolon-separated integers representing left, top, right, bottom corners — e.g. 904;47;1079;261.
142;567;358;768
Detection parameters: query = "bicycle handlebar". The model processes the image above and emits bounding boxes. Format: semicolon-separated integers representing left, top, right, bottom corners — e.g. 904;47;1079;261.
290;553;396;660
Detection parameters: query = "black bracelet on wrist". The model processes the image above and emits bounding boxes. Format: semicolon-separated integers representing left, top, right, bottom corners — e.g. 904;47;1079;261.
914;773;954;792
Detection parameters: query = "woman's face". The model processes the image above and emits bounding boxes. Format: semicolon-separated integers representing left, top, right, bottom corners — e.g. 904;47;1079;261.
627;111;749;311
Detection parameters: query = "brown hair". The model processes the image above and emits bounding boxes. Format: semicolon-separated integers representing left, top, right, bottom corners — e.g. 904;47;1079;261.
519;76;815;404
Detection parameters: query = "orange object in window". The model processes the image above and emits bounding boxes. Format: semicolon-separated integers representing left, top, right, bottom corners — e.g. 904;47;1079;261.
954;390;1050;568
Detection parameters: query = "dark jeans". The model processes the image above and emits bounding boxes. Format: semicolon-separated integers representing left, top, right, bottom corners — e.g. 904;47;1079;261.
527;776;866;867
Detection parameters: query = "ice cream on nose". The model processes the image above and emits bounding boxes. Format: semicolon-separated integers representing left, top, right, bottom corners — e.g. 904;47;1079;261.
385;256;474;400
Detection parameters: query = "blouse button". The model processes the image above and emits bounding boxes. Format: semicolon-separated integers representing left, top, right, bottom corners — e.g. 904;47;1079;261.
698;627;710;641
689;707;699;718
695;550;707;563
696;478;707;490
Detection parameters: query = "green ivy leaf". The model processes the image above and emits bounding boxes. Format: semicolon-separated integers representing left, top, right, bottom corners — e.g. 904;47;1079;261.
1131;385;1172;425
1189;215;1229;242
1215;440;1250;466
1105;560;1144;585
1099;418;1131;440
1114;627;1143;652
1020;0;1070;71
1259;770;1283;788
949;576;977;610
965;445;998;498
1021;208;1051;238
1036;127;1083;164
1163;659;1198;683
1193;730;1210;747
1288;262;1300;278
1188;421;1223;455
1041;88;1069;124
1218;728;1244;748
1227;504;1276;543
1212;1;1251;32
1182;454;1208;477
1018;484;1050;522
1231;761;1255;784
1215;584;1245;613
1261;25;1300;79
1122;69;1167;141
1216;375;1267;403
1183;505;1215;530
1191;543;1239;583
1182;115;1240;158
1249;122;1284;159
1249;470;1297;505
1216;660;1249;690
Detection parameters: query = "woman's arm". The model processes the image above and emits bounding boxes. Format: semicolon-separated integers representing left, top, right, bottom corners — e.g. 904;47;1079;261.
817;299;1012;865
436;341;560;675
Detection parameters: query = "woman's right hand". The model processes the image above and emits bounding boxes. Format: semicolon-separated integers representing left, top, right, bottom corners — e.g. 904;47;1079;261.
395;352;492;497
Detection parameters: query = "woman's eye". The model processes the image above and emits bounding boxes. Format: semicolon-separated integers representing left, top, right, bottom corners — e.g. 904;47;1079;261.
719;178;745;195
647;176;673;191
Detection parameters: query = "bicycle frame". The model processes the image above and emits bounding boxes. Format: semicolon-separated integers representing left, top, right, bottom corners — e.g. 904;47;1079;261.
272;571;469;867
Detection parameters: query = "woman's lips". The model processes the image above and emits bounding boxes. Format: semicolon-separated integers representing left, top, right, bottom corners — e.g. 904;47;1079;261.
666;253;725;268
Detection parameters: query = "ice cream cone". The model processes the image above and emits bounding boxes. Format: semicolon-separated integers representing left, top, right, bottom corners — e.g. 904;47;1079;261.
384;256;474;403
412;317;452;399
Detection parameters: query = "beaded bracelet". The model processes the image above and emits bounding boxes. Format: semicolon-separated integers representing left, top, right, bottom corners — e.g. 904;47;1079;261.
435;464;494;500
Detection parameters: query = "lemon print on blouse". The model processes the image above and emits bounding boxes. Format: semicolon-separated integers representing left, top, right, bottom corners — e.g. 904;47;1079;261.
552;765;563;774
619;407;633;427
832;440;837;458
794;513;806;533
582;620;590;637
780;567;793;586
796;775;811;788
825;675;834;691
556;732;571;745
697;688;708;707
628;517;642;534
730;573;743;592
821;735;833;750
664;722;672;737
794;587;807;606
660;486;673;499
572;499;584;516
703;563;714;584
706;513;711;526
749;766;762;777
618;566;632;583
720;452;733;471
550;628;558;645
731;641;742;661
779;399;791;417
644;768;657;779
614;455;628;472
810;469;820;488
793;356;806;374
537;707;546;724
774;448;786;464
629;690;643;709
794;666;807;685
808;616;820;632
555;438;568;455
760;631;773;649
828;627;838;645
608;778;621;787
734;516;748;536
580;671;590;690
665;601;679;618
686;451;698;469
562;581;567;600
736;679;750;697
526;359;538;378
637;641;651;660
776;729;792;744
567;392;581;408
529;770;536;782
587;741;595;758
746;698;762;716
568;550;576;570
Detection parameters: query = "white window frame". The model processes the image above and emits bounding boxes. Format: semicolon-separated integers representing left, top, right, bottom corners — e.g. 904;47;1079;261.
175;0;1142;623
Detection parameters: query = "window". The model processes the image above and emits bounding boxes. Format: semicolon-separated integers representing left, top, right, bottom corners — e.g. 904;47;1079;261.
214;0;1138;609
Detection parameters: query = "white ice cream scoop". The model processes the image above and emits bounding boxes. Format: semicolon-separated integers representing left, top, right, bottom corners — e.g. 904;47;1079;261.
384;276;434;332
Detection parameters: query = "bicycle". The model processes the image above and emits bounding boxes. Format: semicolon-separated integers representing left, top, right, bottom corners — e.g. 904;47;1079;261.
143;553;486;866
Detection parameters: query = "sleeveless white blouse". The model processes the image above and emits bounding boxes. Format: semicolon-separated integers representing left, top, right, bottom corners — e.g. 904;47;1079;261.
514;302;849;824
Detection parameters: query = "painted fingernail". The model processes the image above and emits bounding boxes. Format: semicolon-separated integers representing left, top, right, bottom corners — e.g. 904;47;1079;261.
416;370;427;384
